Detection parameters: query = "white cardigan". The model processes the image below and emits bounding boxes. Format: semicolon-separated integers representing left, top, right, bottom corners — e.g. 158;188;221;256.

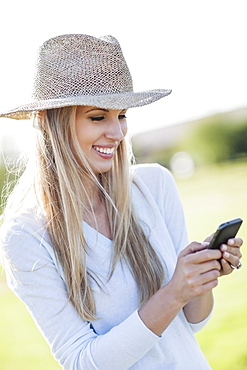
1;164;212;369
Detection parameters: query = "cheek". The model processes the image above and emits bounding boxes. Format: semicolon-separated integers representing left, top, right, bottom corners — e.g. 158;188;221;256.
122;122;128;137
75;125;94;149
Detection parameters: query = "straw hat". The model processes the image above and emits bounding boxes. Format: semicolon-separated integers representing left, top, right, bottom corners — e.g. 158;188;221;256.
0;34;171;120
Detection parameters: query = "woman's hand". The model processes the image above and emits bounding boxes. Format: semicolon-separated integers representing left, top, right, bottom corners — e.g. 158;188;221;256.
219;237;243;275
139;237;243;336
138;241;222;336
204;234;243;276
170;242;222;307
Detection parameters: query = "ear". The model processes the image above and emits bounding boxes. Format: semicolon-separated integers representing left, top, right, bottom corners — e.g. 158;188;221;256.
34;110;47;131
38;111;45;120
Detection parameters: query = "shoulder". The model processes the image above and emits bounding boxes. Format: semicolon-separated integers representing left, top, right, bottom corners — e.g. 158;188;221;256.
132;162;171;179
1;208;52;269
1;207;46;240
130;163;179;214
131;163;176;194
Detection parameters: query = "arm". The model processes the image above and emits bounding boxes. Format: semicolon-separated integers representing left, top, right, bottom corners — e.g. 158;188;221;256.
1;217;160;370
183;236;243;324
139;236;244;336
139;241;221;336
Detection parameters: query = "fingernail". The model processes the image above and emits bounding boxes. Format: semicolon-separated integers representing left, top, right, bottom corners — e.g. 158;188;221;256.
224;252;230;258
228;239;234;245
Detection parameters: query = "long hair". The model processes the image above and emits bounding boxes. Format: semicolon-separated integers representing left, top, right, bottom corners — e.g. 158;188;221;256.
4;106;165;320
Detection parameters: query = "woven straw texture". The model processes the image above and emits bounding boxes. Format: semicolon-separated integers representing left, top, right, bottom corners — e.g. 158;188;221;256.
0;34;171;120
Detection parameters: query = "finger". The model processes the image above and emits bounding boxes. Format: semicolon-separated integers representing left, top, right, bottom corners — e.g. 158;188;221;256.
227;237;243;247
201;268;221;283
220;258;233;275
203;233;214;243
187;248;222;264
221;244;242;259
221;249;241;268
179;241;208;258
199;259;221;274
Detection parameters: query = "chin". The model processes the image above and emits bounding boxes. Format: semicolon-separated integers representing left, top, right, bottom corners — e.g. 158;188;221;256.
92;163;113;175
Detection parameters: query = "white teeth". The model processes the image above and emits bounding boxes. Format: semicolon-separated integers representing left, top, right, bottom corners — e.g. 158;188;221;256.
94;146;114;154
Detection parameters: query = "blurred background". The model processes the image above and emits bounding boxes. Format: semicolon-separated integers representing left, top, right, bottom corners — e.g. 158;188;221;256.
1;0;247;369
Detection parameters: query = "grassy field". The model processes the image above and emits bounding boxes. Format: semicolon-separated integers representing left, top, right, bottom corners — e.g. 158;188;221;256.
0;159;246;369
176;160;247;370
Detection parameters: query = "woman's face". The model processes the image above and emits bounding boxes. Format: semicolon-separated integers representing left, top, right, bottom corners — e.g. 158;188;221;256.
75;106;128;174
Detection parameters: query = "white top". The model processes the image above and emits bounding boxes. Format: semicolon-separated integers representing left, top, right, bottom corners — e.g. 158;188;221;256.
1;164;212;369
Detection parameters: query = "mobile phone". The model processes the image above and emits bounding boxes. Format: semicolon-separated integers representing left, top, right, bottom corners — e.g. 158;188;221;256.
208;218;243;249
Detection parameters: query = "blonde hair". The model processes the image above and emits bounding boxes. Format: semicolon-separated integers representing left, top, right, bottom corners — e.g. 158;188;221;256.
5;107;165;320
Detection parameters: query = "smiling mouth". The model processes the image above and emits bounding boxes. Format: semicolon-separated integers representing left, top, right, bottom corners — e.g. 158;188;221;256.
93;146;115;155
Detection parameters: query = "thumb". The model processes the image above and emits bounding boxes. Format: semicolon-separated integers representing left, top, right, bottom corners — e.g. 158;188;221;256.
180;241;209;257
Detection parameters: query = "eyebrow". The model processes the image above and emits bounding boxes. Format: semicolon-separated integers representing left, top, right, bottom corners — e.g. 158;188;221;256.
84;108;127;114
84;108;109;114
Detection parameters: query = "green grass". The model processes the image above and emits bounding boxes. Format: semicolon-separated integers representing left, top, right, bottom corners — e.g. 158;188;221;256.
0;159;246;369
0;278;61;369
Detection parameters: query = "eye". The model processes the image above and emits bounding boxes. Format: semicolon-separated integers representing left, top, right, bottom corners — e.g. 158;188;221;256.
119;114;127;120
90;116;104;122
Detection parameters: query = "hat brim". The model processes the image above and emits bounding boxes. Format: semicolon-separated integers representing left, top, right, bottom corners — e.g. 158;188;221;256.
0;89;172;120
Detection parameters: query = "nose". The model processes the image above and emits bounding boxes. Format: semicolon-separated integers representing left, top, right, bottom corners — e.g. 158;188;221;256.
105;117;125;142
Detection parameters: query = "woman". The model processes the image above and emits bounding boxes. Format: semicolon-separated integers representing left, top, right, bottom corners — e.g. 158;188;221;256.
0;34;243;369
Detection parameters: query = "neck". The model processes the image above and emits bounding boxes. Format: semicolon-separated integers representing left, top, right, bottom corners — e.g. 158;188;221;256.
82;174;112;239
83;172;109;213
83;189;112;239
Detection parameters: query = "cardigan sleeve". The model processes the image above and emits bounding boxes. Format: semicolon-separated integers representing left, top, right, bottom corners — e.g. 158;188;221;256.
1;216;160;370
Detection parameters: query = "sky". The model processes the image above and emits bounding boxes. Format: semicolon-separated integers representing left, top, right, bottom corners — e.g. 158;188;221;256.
0;0;247;152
